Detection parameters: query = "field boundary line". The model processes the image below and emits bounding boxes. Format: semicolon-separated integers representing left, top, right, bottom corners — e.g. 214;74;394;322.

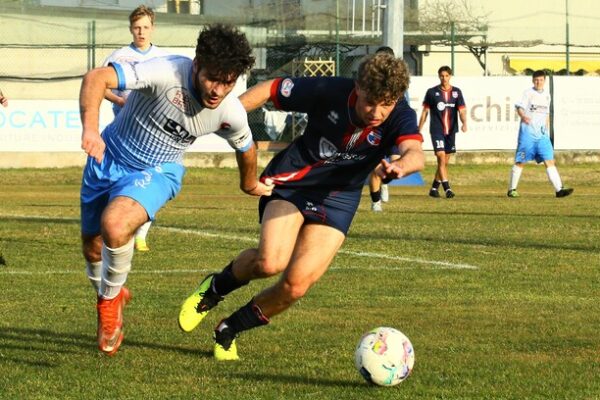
0;213;479;271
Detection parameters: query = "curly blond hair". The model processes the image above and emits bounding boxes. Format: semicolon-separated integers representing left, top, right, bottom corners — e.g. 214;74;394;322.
356;53;409;104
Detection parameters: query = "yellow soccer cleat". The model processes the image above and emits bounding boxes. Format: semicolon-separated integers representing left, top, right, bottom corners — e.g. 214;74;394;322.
178;274;223;333
214;340;239;361
134;238;150;252
213;320;239;361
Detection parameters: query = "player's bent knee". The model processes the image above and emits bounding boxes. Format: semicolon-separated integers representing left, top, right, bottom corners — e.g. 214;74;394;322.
280;280;310;303
255;257;287;278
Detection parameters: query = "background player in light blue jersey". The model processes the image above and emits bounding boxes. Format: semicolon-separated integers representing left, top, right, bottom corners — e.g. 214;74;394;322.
79;23;273;356
102;5;170;252
507;70;573;198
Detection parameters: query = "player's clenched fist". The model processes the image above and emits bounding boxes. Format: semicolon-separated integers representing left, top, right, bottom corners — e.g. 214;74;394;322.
81;129;105;164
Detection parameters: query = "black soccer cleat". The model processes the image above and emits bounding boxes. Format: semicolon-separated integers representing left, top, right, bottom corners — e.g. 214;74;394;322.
556;188;574;198
429;188;441;198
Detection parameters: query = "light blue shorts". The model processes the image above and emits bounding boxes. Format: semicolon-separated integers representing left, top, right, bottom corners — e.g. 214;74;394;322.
515;124;554;164
80;151;185;235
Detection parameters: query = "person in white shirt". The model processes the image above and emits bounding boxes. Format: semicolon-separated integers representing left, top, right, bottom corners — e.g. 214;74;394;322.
507;70;573;198
102;5;171;251
79;23;274;356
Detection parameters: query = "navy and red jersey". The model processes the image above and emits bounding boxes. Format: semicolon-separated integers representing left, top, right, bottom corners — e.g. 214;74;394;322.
260;77;422;192
422;85;466;135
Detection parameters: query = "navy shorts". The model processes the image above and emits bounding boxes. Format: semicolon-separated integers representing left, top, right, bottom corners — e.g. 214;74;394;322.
430;131;456;154
258;187;362;235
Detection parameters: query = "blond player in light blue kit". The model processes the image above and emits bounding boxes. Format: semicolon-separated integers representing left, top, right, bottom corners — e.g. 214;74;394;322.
79;24;273;356
507;70;573;198
102;5;171;251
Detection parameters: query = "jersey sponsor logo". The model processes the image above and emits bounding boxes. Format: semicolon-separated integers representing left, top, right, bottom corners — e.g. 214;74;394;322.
280;78;294;97
319;137;366;163
319;137;338;158
437;101;446;111
166;87;193;115
366;129;382;146
164;118;196;144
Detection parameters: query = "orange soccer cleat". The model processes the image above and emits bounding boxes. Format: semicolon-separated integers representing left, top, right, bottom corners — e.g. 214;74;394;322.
96;286;131;356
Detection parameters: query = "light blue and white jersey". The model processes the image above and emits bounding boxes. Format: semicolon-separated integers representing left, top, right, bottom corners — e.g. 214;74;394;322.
103;55;252;169
103;43;170;115
515;87;551;139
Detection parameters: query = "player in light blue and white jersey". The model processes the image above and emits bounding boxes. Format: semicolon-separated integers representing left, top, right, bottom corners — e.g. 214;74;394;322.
79;24;274;356
507;70;573;198
102;5;170;118
102;5;170;251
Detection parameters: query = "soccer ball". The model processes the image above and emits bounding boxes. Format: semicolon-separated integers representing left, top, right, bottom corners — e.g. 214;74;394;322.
354;327;415;386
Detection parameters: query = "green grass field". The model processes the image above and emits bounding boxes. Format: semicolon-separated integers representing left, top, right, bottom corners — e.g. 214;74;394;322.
0;164;598;400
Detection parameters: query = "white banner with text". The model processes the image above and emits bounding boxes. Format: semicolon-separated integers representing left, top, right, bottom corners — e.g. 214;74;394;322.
1;76;598;152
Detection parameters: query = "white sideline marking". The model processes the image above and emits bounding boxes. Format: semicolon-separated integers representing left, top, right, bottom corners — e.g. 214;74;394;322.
0;213;479;273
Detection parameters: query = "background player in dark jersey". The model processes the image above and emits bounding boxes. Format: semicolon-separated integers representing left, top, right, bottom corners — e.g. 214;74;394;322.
178;53;425;360
418;65;467;198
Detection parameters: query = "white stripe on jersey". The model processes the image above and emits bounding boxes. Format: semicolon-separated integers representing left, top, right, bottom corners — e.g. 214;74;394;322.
103;56;252;169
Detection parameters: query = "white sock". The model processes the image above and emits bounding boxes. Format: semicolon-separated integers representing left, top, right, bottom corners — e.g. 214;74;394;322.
100;238;134;299
135;221;152;241
86;260;102;293
546;166;563;192
508;165;523;191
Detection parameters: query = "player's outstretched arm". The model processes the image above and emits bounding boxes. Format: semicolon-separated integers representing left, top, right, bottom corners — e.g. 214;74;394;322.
80;67;118;163
376;139;425;181
239;79;276;112
235;143;274;197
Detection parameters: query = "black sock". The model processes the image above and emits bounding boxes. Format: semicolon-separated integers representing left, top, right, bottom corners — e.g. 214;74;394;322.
213;262;249;296
432;180;441;190
225;299;270;335
442;181;450;191
370;190;381;202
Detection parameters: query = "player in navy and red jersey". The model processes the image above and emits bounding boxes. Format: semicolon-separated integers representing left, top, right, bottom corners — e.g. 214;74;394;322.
178;53;424;361
418;65;467;198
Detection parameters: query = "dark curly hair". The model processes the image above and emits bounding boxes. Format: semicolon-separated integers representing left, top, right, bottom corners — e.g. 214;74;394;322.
356;53;409;104
195;24;255;79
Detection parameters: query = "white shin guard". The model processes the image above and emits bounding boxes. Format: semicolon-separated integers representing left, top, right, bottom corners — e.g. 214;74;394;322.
86;260;102;293
100;238;134;299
